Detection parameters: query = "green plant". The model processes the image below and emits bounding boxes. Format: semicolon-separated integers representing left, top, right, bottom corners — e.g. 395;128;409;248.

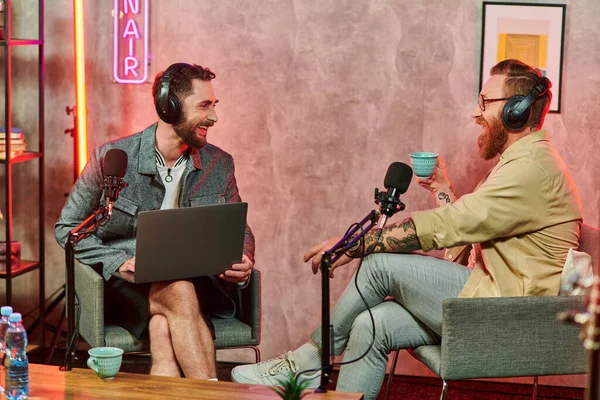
271;372;310;400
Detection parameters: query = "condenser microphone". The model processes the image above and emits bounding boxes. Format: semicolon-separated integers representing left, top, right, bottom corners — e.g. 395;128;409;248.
102;149;128;216
374;162;413;231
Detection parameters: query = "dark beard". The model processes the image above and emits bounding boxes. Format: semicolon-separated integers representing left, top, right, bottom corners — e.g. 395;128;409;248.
477;115;508;160
173;117;206;148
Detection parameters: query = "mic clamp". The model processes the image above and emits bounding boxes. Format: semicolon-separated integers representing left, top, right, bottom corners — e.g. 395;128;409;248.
374;188;405;215
102;176;128;218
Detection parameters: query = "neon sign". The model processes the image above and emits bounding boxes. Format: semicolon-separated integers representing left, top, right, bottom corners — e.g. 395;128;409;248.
74;0;88;172
113;0;149;84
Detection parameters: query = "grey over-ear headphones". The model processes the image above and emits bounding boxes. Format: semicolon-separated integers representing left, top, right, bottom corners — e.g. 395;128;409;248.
501;76;551;131
155;63;192;124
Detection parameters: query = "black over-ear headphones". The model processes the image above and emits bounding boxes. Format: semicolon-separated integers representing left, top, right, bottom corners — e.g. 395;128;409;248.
502;76;551;131
155;63;192;125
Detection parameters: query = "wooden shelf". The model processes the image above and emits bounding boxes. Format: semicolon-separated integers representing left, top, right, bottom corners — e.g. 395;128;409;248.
1;0;46;352
0;260;41;278
0;151;42;164
0;39;43;46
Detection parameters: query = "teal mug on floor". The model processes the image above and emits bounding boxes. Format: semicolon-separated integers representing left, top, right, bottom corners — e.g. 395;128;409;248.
87;347;124;380
409;152;439;178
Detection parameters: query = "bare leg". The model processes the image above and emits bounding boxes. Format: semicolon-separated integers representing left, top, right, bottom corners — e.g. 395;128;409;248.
149;280;216;379
148;314;181;377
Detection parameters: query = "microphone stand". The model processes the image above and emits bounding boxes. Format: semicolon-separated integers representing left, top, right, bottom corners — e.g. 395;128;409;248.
314;183;405;392
314;209;379;393
60;205;110;371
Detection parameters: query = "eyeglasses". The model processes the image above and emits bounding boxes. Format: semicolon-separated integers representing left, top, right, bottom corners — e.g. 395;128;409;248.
478;94;510;111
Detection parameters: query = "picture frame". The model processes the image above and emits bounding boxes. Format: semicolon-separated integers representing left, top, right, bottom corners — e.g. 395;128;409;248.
480;2;566;113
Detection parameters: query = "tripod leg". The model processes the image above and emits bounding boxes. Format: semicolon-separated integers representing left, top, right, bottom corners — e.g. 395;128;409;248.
45;307;66;365
27;285;66;335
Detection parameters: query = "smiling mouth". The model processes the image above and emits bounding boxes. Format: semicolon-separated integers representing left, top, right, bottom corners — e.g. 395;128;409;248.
196;125;209;136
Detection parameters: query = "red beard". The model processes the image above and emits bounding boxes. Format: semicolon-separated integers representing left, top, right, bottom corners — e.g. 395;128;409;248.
477;115;508;160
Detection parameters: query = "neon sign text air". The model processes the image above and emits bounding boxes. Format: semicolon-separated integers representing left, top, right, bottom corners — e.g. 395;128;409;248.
113;0;149;84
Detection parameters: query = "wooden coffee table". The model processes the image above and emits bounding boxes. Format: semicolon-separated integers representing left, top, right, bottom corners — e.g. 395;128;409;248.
28;363;364;399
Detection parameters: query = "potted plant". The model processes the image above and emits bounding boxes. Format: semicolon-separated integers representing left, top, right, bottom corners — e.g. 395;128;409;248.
271;372;310;400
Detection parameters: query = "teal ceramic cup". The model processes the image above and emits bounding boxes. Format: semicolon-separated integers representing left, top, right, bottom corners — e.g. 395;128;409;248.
409;152;439;178
87;347;124;379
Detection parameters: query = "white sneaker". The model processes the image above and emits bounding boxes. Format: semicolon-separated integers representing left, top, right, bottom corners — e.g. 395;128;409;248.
231;351;321;388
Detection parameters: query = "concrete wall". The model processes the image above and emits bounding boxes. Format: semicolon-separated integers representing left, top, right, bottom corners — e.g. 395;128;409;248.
1;0;598;388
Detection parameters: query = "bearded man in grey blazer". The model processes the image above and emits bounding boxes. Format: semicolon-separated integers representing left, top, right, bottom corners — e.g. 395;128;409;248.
56;63;255;380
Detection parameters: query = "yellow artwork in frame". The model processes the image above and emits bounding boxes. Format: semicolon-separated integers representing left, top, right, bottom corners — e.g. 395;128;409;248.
480;2;565;112
497;34;548;69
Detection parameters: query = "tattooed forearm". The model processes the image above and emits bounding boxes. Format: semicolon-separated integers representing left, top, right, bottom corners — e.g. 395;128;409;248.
386;234;421;252
365;241;386;254
348;217;420;256
384;218;421;253
437;192;451;203
362;232;385;254
398;218;416;232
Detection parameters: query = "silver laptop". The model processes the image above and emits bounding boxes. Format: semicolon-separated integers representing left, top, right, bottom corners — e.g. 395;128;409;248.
111;202;248;284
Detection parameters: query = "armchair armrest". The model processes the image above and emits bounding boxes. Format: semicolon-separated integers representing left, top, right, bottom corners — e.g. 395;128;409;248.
440;295;586;380
238;269;261;343
74;261;105;348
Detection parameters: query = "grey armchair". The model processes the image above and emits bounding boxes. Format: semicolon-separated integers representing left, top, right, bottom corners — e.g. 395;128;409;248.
384;224;600;400
73;262;261;362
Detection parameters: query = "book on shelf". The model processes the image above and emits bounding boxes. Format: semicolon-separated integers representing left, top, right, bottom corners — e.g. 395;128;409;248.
0;141;27;159
0;138;25;145
0;150;26;160
0;142;26;151
0;126;25;140
0;127;24;141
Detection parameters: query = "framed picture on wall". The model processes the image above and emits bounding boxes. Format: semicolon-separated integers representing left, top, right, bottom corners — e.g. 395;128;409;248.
480;2;566;113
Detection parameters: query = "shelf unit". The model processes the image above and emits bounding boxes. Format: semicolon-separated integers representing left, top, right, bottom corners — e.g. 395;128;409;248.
1;0;45;349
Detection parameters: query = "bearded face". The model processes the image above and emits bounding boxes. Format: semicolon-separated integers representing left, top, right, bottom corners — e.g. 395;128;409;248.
171;79;218;149
172;109;213;148
476;113;509;160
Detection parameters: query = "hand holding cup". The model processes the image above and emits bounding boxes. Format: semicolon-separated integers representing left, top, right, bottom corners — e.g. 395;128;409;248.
413;155;456;206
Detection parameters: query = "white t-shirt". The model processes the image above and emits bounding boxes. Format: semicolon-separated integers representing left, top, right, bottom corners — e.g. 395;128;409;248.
155;149;188;210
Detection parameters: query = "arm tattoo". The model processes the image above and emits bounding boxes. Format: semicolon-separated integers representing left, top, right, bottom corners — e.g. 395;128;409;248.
362;232;385;254
386;235;421;252
399;218;416;232
348;224;392;257
437;192;451;203
365;241;386;254
385;218;420;252
350;217;420;256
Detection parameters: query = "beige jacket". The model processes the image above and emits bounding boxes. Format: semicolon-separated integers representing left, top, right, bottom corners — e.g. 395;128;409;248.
412;130;582;297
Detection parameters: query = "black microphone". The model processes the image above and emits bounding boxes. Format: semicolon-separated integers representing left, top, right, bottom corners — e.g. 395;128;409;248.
374;162;413;231
102;149;128;216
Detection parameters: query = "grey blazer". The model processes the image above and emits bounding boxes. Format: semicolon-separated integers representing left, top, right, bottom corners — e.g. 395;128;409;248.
55;123;255;281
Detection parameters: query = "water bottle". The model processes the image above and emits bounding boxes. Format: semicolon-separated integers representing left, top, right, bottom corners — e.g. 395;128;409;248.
0;306;13;393
4;313;28;399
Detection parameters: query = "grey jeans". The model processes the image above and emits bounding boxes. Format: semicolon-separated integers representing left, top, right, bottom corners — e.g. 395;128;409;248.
311;253;471;400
